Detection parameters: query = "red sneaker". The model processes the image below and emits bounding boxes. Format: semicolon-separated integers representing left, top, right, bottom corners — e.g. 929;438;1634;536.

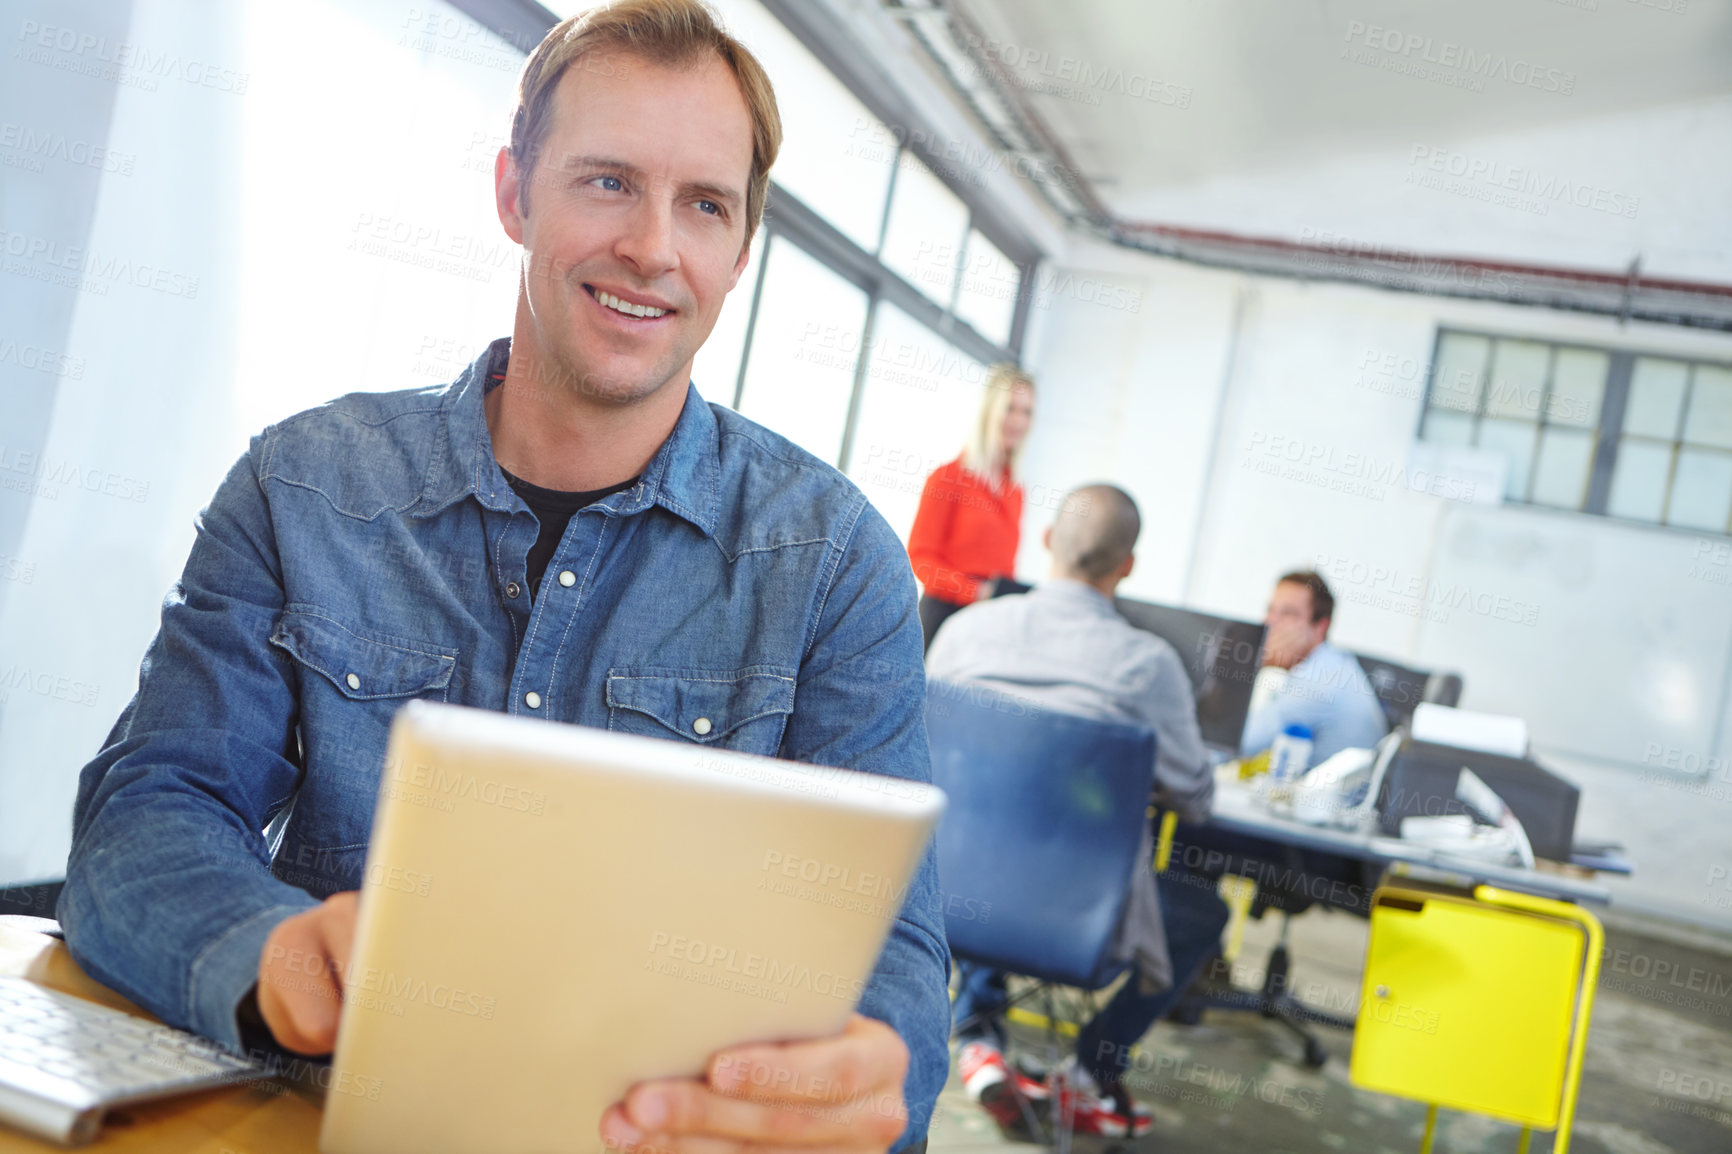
1008;1057;1051;1102
957;1042;1025;1127
1052;1067;1153;1138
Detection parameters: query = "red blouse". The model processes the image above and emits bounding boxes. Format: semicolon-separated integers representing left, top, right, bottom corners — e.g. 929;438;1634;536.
907;457;1023;604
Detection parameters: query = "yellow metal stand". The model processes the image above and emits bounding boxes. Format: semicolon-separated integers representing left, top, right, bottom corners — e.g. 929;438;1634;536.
1218;875;1256;962
1478;885;1604;1154
1351;883;1603;1154
1004;1005;1080;1035
1155;810;1178;872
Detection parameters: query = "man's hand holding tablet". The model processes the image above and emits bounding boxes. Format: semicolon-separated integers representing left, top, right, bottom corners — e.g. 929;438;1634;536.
257;894;914;1154
602;1015;910;1154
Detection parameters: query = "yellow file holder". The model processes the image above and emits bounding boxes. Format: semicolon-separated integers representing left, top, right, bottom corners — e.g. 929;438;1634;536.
1350;883;1602;1154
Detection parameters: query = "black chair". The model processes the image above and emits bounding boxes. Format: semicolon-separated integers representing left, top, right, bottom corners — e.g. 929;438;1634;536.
1354;653;1464;731
926;679;1157;1149
0;879;63;922
1160;822;1371;1068
1160;657;1457;1066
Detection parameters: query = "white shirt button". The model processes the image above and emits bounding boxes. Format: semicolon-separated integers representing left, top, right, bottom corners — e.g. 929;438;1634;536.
558;570;576;588
345;673;361;691
524;691;542;710
692;717;712;736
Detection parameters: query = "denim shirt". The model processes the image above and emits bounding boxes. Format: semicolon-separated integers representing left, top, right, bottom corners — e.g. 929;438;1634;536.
60;338;948;1147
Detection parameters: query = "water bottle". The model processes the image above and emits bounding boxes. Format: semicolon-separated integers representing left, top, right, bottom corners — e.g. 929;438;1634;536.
1269;724;1315;786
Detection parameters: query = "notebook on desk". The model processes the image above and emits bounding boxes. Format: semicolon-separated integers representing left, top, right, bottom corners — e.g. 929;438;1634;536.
320;702;944;1154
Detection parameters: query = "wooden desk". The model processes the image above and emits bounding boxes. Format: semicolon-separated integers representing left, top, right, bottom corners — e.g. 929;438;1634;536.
0;918;323;1153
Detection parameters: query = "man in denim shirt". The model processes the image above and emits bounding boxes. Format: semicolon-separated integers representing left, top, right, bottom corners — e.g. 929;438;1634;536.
58;5;945;1153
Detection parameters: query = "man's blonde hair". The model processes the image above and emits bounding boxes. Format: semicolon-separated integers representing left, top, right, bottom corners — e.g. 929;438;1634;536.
509;0;782;241
961;363;1035;485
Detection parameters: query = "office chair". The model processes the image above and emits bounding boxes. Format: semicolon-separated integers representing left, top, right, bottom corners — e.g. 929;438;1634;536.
0;879;63;922
1160;822;1369;1068
926;679;1159;1150
1354;654;1464;731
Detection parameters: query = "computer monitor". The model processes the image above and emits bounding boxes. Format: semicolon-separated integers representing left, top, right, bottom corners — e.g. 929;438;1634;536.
1112;597;1266;753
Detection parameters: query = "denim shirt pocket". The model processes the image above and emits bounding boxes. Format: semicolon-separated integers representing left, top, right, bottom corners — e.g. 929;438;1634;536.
270;606;457;704
268;606;458;894
605;666;796;756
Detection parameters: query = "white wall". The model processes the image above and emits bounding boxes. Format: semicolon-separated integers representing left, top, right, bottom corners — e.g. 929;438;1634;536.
0;0;248;888
1013;247;1243;598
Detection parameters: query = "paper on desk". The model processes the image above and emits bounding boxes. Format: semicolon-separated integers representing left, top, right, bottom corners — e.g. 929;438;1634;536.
1394;769;1535;869
1411;702;1528;758
1397;815;1524;864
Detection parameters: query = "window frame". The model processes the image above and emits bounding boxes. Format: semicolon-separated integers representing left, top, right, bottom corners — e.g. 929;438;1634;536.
1418;327;1732;536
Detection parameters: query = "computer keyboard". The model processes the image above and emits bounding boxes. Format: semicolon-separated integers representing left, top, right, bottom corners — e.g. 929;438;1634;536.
0;976;268;1145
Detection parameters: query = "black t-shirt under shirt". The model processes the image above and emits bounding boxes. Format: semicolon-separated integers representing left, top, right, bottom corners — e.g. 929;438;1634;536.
498;465;638;601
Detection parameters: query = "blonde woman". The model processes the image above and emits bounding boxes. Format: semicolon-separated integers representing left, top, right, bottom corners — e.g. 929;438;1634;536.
908;365;1035;649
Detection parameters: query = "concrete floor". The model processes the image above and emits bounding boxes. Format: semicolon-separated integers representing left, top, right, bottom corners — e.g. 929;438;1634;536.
928;907;1732;1154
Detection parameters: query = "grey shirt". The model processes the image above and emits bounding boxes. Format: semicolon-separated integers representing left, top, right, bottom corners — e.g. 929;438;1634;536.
926;579;1214;989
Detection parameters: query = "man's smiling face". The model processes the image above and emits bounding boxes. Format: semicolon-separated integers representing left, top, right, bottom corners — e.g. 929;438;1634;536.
497;50;755;406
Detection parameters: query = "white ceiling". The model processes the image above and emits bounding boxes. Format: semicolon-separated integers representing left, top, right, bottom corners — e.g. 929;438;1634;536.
945;0;1732;278
961;0;1732;195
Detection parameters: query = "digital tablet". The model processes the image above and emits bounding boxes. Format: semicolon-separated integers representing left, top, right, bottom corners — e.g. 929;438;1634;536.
320;701;944;1154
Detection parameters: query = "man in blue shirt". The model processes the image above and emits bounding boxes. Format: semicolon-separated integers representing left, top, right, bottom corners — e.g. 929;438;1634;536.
58;5;945;1153
1240;571;1389;764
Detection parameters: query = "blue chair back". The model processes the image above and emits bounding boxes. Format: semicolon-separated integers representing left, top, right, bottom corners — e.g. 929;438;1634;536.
926;679;1157;990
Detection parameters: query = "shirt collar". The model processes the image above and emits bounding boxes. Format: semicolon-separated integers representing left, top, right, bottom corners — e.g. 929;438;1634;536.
1033;577;1117;612
1292;641;1337;675
414;337;719;537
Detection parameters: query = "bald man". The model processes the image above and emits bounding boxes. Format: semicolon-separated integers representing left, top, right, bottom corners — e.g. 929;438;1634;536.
926;485;1224;1139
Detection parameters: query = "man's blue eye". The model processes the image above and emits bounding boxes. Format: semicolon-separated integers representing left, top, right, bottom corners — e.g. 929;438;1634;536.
596;175;623;192
698;200;720;216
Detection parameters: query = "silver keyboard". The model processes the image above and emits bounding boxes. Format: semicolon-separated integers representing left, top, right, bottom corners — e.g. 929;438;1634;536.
0;977;268;1145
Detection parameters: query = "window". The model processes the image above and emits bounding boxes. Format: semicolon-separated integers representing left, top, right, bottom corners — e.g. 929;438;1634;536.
698;0;898;251
234;0;523;443
1612;360;1732;530
844;305;986;538
1419;330;1732;534
734;238;868;463
690;237;764;406
878;153;969;306
955;229;1019;346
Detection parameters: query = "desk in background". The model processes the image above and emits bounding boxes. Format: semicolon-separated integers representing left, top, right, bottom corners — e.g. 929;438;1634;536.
0;919;322;1154
1160;770;1627;1067
1204;771;1617;906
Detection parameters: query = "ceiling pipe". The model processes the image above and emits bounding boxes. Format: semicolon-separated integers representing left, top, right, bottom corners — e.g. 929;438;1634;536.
885;0;1732;331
